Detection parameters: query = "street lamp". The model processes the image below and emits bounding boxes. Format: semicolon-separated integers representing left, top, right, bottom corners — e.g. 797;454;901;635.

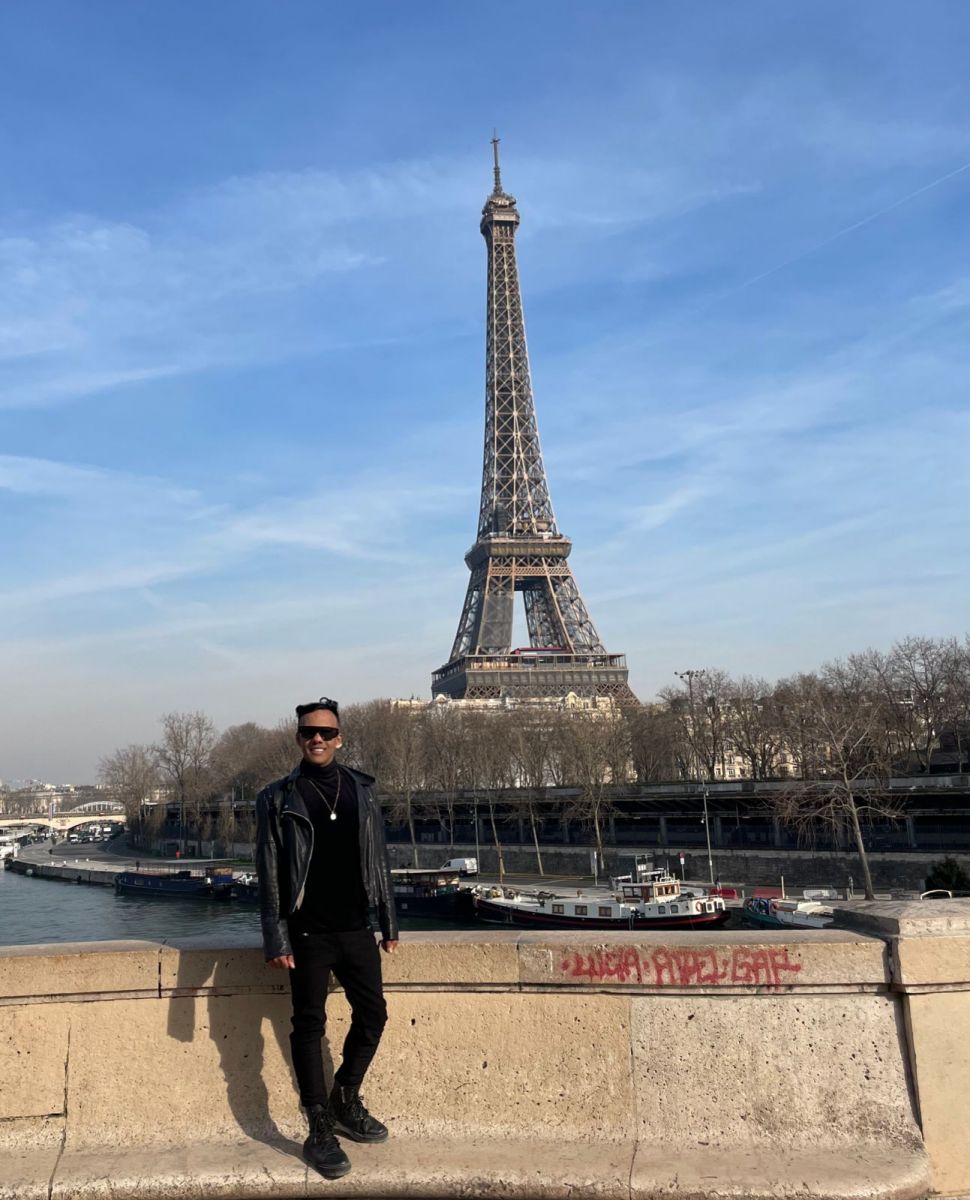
701;784;715;885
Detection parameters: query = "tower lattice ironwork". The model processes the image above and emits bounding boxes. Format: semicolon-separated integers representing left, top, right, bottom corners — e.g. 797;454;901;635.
431;139;633;701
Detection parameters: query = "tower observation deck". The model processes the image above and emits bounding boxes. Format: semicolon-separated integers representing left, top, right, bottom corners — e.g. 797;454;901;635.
431;140;634;702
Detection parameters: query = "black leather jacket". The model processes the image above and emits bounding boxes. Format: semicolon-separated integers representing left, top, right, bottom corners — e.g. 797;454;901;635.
254;763;398;960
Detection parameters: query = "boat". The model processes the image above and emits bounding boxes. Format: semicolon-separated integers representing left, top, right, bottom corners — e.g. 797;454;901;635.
231;867;474;919
114;866;235;900
391;867;474;919
742;896;833;929
232;871;260;904
471;866;730;930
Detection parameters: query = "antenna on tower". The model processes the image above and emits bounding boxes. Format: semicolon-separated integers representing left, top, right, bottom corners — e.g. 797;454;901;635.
491;131;502;193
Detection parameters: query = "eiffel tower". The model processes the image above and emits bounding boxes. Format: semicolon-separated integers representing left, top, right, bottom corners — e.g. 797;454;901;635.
432;140;633;702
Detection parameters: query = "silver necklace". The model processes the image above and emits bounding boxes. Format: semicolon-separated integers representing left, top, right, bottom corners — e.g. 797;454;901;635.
304;770;341;821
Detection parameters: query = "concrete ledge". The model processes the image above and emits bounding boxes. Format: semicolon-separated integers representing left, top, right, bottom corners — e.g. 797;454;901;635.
0;931;893;1002
43;1137;931;1200
0;932;949;1198
630;1144;930;1200
0;1147;61;1200
0;940;164;1000
833;901;970;940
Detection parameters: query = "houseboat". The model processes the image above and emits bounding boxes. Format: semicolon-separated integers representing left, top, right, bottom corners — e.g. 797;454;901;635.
230;868;474;921
471;866;730;930
391;867;473;919
114;866;235;900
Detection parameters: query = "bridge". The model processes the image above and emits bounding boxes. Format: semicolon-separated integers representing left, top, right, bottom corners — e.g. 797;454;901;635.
0;810;124;834
2;904;968;1199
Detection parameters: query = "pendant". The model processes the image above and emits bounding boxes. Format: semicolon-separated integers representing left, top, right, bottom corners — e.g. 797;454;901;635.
330;812;337;821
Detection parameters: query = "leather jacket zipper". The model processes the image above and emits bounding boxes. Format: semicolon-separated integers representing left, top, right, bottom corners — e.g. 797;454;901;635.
282;808;314;912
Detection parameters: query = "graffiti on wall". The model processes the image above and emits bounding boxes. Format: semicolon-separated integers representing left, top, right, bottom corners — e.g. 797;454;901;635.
559;945;803;987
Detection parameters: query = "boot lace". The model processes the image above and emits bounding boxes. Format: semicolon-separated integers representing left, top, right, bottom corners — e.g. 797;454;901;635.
343;1090;368;1123
309;1107;336;1144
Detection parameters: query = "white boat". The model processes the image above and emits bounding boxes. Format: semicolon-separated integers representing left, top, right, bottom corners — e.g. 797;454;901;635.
472;866;730;930
743;896;833;929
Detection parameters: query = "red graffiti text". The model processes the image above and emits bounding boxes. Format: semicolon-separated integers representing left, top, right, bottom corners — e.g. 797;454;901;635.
559;945;802;988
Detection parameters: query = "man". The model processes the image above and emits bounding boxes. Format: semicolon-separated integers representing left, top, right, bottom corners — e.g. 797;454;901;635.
255;697;398;1180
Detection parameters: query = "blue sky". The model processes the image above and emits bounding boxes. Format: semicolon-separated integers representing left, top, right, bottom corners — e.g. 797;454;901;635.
2;2;969;781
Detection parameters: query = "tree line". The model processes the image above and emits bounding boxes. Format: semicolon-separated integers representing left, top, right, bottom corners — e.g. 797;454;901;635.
81;635;970;898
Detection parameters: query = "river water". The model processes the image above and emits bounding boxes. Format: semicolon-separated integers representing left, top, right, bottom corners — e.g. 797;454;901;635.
0;862;472;947
0;862;265;947
2;836;751;947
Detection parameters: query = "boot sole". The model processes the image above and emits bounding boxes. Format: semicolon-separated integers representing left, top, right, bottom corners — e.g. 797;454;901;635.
333;1121;389;1143
303;1150;352;1178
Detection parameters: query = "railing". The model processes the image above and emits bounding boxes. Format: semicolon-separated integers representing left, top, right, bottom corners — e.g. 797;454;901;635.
433;651;628;682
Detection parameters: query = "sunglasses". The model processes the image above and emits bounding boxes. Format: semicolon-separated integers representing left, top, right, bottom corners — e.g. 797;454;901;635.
298;726;340;742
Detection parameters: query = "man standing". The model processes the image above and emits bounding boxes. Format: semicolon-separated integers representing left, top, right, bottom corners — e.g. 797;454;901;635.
255;697;398;1179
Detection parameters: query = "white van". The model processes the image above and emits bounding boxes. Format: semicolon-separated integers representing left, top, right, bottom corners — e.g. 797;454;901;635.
440;857;478;876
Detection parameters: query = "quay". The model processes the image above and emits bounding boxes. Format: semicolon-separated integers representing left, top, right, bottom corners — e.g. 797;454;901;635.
5;857;117;886
2;902;970;1200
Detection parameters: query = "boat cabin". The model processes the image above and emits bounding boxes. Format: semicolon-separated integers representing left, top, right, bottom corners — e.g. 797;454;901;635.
390;868;461;897
616;868;682;904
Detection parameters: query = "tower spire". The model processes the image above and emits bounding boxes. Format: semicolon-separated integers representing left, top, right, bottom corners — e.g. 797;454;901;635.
491;131;502;194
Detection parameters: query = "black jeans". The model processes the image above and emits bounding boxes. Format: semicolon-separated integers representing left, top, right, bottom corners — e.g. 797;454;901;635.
287;927;388;1107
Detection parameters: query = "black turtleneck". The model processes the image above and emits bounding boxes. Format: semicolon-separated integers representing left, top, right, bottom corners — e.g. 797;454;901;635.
288;760;369;934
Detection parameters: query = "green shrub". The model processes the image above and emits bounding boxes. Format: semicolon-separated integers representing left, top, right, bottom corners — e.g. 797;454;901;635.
924;856;970;892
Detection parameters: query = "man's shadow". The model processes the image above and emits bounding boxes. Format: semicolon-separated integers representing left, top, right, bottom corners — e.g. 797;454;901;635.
165;936;336;1159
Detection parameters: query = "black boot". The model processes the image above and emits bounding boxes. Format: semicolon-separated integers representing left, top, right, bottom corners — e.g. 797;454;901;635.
328;1083;388;1143
303;1103;351;1179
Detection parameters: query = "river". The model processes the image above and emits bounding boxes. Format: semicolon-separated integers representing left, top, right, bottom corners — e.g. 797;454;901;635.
0;860;265;946
0;859;473;947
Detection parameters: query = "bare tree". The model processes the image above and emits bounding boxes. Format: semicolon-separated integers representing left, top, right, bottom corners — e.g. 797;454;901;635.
1;789;43;817
557;708;620;862
626;703;682;783
509;709;558;874
729;677;786;780
153;711;217;855
211;723;270;794
774;673;827;780
253;720;302;785
662;668;732;781
384;705;428;868
343;700;428;867
464;710;515;879
215;797;237;858
98;745;160;848
855;637;961;772
944;639;970;772
236;802;256;863
341;700;393;779
772;662;900;899
422;703;466;848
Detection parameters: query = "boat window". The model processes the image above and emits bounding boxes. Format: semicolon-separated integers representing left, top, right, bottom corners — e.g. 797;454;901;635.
659;905;666;914
552;903;564;914
575;904;587;915
671;905;679;913
598;906;611;917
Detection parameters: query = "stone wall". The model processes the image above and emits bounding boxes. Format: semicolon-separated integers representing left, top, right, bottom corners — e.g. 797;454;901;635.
2;907;970;1199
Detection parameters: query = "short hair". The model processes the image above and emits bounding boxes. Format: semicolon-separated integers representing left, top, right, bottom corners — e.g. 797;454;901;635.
295;697;340;723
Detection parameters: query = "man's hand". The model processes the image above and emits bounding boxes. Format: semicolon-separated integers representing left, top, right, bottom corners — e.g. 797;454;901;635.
380;939;399;954
268;954;295;969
